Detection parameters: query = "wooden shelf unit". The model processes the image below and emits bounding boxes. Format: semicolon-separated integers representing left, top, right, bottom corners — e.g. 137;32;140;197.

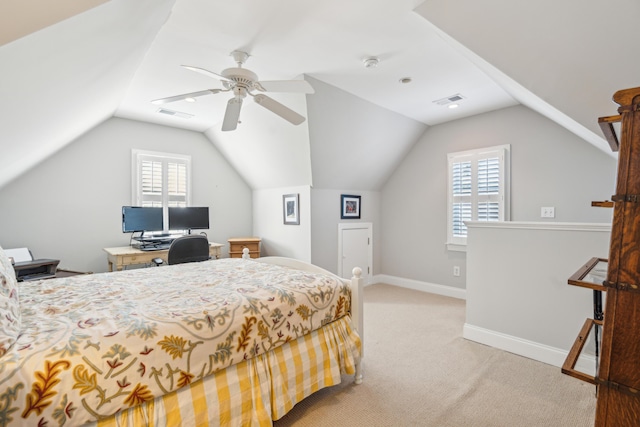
563;257;607;385
591;200;615;208
588;87;640;426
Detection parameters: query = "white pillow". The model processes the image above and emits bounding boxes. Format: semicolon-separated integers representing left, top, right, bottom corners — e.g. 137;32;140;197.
0;245;20;357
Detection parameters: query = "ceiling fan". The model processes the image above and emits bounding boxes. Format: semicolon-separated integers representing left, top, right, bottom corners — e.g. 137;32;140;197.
152;51;314;131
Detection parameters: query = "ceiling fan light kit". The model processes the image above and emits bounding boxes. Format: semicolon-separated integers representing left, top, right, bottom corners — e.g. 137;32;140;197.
151;50;314;131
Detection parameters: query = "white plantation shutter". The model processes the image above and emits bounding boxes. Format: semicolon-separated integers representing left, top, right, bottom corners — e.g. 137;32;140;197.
447;145;510;250
477;156;501;221
451;160;472;238
132;150;191;229
140;160;163;207
167;161;188;207
452;202;472;237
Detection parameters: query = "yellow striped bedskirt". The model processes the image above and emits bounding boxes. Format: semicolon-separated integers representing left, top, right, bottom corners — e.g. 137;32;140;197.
94;316;361;426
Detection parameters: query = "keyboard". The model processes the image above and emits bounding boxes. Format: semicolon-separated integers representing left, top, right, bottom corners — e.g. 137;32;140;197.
139;243;172;251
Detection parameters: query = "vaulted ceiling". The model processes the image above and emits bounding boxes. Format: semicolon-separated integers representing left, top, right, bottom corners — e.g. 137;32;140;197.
1;0;637;191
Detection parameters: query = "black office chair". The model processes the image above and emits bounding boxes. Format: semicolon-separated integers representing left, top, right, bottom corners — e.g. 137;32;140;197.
153;235;210;266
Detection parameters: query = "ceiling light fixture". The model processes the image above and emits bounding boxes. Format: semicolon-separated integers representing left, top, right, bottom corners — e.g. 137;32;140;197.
184;97;196;103
448;104;459;109
363;57;379;68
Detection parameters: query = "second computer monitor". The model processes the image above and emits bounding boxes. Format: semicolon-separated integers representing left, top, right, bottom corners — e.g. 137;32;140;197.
168;206;209;232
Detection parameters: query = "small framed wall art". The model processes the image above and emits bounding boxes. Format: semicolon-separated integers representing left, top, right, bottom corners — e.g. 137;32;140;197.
283;193;300;225
341;194;361;219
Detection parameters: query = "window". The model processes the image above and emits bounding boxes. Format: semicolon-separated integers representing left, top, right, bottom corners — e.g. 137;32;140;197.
132;150;191;230
447;145;510;251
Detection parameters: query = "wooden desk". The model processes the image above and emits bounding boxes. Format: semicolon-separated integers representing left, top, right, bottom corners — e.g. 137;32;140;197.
103;242;223;271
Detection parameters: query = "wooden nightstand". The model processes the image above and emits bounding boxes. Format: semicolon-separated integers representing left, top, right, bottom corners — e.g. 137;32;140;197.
228;237;261;258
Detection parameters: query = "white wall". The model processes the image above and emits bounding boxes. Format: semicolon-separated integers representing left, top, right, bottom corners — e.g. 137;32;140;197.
204;83;313;190
306;76;426;191
0;117;253;273
253;186;311;262
465;221;611;368
380;105;617;291
416;0;640;148
302;75;419;276
310;189;381;275
0;0;175;189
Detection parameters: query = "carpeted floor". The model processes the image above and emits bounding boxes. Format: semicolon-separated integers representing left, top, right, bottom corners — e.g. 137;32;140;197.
274;284;596;426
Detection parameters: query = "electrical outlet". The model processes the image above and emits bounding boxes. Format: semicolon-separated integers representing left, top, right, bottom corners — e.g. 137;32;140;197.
541;207;555;218
453;266;460;277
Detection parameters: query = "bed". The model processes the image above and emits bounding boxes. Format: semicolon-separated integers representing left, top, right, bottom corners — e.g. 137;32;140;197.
0;245;363;426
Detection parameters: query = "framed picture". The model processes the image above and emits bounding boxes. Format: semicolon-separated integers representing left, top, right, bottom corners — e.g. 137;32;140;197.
283;193;300;225
341;194;361;219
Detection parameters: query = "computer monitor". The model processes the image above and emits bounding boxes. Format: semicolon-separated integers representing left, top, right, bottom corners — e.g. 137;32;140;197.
168;207;209;232
122;206;163;233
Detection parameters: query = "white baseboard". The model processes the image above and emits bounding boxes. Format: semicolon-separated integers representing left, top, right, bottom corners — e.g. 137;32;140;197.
463;323;596;372
372;274;466;300
371;276;595;372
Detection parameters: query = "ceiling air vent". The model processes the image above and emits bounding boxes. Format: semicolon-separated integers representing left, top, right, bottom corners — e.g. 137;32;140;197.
157;108;194;119
433;93;465;106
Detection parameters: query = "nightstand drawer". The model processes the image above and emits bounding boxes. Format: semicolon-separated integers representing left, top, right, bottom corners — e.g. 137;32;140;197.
230;242;259;253
228;237;261;258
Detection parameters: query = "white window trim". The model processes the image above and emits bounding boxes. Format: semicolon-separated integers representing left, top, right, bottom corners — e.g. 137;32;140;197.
446;144;510;252
131;149;192;231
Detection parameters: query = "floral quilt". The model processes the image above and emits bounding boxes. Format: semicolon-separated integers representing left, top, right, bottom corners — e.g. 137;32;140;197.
0;258;352;426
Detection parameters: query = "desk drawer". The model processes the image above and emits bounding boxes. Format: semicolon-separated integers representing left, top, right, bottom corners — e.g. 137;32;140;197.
127;253;157;264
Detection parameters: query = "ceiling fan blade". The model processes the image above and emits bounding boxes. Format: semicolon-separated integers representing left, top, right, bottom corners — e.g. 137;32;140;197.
253;94;306;125
151;89;221;105
182;65;233;83
221;97;243;131
255;80;315;94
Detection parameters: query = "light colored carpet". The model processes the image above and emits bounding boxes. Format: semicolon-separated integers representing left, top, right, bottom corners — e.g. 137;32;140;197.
274;284;596;426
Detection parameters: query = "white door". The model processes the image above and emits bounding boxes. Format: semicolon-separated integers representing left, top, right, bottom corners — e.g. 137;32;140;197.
339;223;372;283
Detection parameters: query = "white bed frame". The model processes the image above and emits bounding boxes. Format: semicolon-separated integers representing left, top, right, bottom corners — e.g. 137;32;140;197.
244;249;364;384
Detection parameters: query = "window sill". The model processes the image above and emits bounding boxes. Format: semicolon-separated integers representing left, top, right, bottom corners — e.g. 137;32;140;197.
446;243;467;253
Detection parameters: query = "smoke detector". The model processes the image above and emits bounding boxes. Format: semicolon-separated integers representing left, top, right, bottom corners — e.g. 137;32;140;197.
363;57;379;68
